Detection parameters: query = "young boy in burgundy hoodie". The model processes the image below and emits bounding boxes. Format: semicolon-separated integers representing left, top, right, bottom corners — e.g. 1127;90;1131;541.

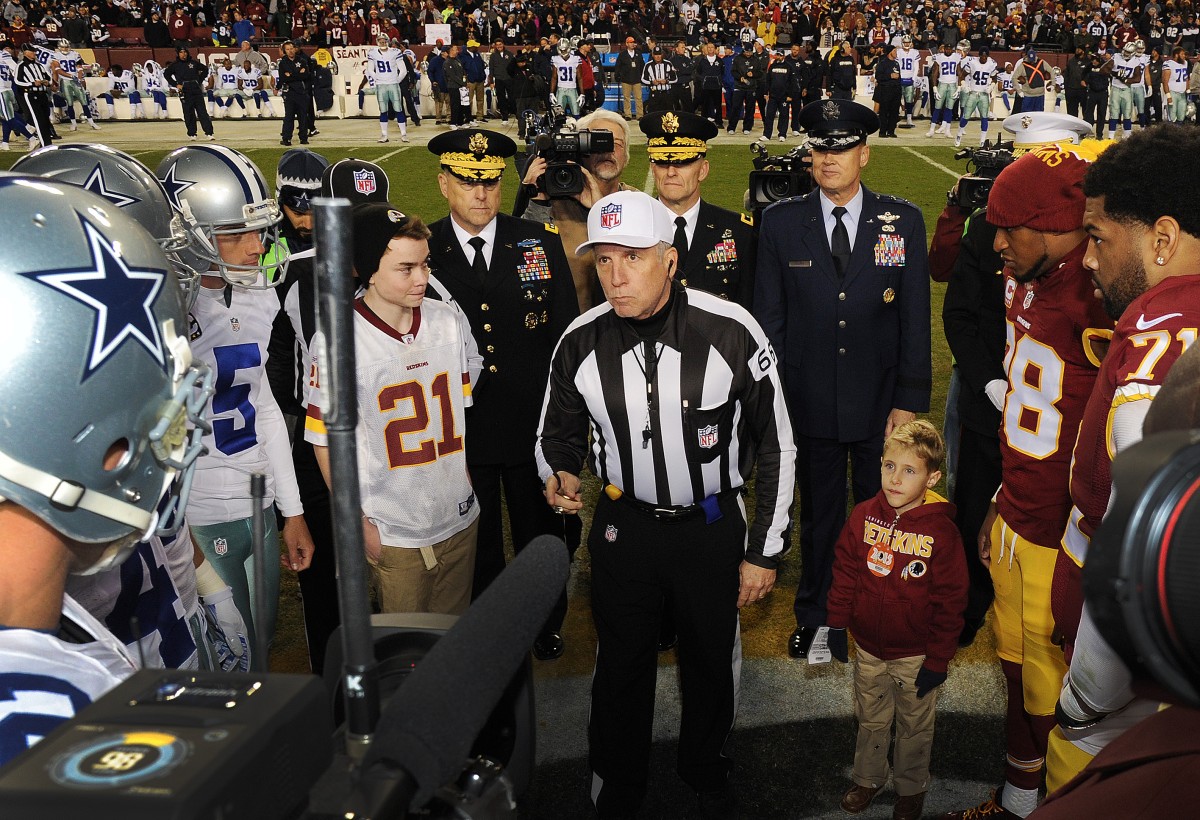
826;420;969;820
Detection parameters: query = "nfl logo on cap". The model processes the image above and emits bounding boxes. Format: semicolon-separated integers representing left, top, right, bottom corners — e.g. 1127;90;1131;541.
354;169;377;195
600;203;622;229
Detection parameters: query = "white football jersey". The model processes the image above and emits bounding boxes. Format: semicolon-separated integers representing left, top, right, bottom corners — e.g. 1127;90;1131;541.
237;66;263;91
0;51;15;91
305;299;478;548
552;54;581;89
998;70;1013;92
367;47;407;85
109;69;135;94
935;51;961;83
141;68;165;93
1110;54;1139;88
0;595;137;767
896;47;921;82
186;284;302;525
962;56;997;92
1132;53;1150;87
216;67;239;90
1165;59;1190;91
51;49;82;78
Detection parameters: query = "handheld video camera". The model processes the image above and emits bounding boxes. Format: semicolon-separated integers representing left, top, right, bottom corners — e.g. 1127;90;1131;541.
522;103;615;198
747;142;813;208
950;142;1016;209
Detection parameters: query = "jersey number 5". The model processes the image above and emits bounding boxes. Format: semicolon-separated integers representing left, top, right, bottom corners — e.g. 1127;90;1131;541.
379;372;463;468
212;343;261;456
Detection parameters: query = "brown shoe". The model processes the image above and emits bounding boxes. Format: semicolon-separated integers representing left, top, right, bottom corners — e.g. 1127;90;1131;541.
893;792;926;820
840;783;882;814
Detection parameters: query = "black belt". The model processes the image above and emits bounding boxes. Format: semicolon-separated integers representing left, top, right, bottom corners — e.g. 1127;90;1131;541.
611;487;740;523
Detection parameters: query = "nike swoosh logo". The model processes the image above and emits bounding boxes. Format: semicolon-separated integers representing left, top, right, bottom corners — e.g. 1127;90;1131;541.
1136;313;1183;330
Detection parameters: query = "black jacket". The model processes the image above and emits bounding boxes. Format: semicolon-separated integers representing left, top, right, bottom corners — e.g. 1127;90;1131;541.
614;47;644;84
276;53;311;92
163;56;206;94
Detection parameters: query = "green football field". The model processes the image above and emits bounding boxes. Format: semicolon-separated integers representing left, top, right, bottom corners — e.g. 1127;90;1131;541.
1;138;971;676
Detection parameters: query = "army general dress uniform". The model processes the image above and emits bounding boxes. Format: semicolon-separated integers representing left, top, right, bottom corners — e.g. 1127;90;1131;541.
753;100;932;638
425;129;580;650
640;110;758;308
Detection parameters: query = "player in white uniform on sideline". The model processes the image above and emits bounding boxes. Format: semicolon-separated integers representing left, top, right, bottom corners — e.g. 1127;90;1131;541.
366;35;409;143
997;62;1014;112
97;63;143;119
928;41;963;136
211;57;245;118
305;205;479;616
50;39;97;131
237;59;275;117
551;40;582;116
896;35;922;126
0;43;37;149
957;46;998;146
1131;39;1150;125
156;145;316;652
0;175;209;767
1108;42;1139;139
1163;46;1191;122
140;60;169;119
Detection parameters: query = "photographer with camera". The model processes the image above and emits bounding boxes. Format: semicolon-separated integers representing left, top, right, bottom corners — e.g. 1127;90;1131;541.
1043;125;1200;794
640;111;757;307
754;99;932;664
519;109;633;311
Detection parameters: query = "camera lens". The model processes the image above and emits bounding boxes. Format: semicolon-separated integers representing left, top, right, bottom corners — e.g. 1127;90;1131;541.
766;177;794;201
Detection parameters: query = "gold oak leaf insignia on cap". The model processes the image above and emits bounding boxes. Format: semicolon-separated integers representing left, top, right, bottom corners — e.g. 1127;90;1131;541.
662;112;679;133
822;100;840;120
469;132;489;155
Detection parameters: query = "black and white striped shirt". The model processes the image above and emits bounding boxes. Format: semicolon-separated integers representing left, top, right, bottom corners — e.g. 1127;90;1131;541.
536;285;796;567
641;59;678;90
14;58;49;91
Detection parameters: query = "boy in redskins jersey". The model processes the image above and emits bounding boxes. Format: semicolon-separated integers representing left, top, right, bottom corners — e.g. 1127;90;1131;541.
942;143;1115;820
305;205;478;615
1046;125;1200;791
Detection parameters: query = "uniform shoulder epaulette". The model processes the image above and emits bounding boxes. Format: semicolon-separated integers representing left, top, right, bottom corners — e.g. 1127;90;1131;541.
544;222;559;234
877;193;919;210
740;212;754;227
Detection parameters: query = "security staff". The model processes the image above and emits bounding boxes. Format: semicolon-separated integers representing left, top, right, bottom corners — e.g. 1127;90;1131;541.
425;129;579;660
14;44;52;145
753;99;931;660
163;47;214;140
670;41;695;112
276;40;311;146
640;111;756;306
827;39;859;100
537;190;794;819
874;42;902;137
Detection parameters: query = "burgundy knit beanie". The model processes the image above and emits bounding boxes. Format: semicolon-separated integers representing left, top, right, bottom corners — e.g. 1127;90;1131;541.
986;141;1109;232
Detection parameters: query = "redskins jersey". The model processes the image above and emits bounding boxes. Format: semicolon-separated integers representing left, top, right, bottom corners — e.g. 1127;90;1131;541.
0;595;137;766
186;285;303;526
996;243;1113;548
305;299;478;548
1063;274;1200;566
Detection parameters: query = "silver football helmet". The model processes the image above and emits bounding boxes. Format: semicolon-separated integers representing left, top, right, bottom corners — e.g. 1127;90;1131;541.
12;143;200;309
0;175;212;573
155;145;290;288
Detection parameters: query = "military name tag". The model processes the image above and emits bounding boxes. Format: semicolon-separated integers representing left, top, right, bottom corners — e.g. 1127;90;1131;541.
789;260;813;268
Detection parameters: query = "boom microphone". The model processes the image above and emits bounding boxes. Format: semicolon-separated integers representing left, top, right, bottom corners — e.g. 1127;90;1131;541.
348;535;569;813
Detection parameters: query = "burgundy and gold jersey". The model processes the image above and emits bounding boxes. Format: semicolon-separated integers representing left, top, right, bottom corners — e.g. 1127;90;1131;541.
996;243;1114;548
1063;274;1200;566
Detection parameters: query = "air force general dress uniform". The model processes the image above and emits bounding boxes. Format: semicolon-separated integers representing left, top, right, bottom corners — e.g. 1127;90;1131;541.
425;129;580;654
753;100;932;640
640;110;758;308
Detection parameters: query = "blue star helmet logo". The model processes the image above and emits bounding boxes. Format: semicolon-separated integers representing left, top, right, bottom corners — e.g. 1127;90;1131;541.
83;163;139;209
23;213;168;380
159;163;196;211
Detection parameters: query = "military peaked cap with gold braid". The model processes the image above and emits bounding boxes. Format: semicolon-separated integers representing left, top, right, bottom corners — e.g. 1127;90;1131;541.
427;128;517;181
639;111;719;164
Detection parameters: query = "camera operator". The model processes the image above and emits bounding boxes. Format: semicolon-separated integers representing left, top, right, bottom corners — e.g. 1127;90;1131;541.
639;111;756;306
1045;125;1200;793
519;108;633;311
508;49;546;139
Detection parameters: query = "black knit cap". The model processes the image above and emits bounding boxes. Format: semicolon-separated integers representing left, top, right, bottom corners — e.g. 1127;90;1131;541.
352;203;410;290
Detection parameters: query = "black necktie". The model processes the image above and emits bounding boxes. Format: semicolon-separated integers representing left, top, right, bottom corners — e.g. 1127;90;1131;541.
831;206;850;279
468;236;487;282
673;216;689;271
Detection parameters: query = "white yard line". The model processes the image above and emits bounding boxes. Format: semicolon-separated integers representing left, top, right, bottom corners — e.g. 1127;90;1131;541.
373;145;411;163
902;146;960;178
642;166;655;195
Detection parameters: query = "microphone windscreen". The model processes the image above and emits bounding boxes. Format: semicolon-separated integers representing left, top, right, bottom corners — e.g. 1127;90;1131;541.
362;535;569;807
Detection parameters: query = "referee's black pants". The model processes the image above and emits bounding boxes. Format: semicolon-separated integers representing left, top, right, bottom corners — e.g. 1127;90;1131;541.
180;91;213;137
792;432;883;630
289;416;339;675
588;491;743;817
21;89;52;145
469;460;569;633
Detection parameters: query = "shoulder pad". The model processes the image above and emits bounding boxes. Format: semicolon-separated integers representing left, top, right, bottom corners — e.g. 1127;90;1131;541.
544;222;559;234
876;193;920;211
740;212;754;227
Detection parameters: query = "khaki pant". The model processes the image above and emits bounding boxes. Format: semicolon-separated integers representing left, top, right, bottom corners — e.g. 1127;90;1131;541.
434;89;449;120
370;516;478;615
852;648;938;796
469;81;485;118
620;82;642;118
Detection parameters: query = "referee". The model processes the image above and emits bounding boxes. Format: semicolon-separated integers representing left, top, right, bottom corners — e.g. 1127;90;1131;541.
535;191;795;818
15;45;52;146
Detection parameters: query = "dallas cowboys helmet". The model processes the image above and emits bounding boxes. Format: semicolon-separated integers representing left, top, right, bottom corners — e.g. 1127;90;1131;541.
155;145;289;288
956;40;970;54
12;144;200;308
0;175;211;573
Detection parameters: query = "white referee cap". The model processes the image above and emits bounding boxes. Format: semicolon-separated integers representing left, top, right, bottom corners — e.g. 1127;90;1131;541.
576;191;676;254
